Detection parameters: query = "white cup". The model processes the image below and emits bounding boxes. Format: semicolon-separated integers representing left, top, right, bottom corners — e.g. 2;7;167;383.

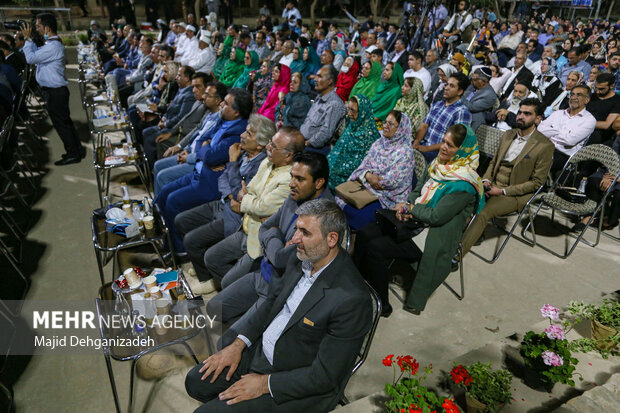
143;215;154;230
123;268;139;285
143;275;157;290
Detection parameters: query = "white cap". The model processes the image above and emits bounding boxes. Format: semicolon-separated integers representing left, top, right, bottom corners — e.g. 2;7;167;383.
199;30;212;43
178;22;187;29
365;45;378;54
186;25;197;33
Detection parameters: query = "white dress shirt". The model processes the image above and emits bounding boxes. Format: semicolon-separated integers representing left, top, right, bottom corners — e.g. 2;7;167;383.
538;108;597;156
404;67;432;95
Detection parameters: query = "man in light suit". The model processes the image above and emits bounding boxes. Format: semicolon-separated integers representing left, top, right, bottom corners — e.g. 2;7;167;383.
461;67;498;132
185;199;373;412
462;98;554;254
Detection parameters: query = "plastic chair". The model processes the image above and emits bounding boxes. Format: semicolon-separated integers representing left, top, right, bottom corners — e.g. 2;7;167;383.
521;145;620;258
338;282;382;406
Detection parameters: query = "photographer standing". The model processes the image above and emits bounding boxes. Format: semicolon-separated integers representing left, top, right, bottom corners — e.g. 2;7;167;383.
22;13;83;165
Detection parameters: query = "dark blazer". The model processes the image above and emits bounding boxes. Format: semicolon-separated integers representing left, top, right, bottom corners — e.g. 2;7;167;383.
239;250;373;411
394;51;410;73
500;66;533;101
6;51;27;74
484;128;554;208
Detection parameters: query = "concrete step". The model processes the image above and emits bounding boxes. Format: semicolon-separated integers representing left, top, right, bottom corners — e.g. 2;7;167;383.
557;373;620;413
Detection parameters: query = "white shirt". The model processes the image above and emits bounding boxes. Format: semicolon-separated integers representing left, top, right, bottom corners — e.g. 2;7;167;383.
279;52;293;68
538;108;596;156
428;5;449;30
404;67;432;94
501;66;525;96
177;35;199;61
186;46;216;74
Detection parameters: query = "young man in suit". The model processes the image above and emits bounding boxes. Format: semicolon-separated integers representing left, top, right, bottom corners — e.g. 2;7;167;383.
461;98;554;254
185;199;372;412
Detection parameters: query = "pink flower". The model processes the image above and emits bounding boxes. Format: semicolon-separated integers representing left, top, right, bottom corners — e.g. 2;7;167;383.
540;304;560;321
542;351;564;367
545;324;566;340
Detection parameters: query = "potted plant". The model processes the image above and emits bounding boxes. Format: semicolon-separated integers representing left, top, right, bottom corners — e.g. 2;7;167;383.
567;299;620;356
383;354;460;413
520;304;581;391
450;363;512;413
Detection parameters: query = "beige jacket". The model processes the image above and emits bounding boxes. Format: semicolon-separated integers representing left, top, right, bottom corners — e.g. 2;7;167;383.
240;158;292;258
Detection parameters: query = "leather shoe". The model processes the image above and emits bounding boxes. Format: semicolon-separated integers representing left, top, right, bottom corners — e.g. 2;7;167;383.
381;302;393;318
79;146;86;159
403;305;421;315
54;156;81;166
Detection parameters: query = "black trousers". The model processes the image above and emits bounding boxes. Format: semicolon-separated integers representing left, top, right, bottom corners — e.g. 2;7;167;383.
41;86;81;158
353;222;422;306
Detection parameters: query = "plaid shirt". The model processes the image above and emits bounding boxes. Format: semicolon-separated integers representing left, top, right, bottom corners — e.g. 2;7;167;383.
423;100;472;146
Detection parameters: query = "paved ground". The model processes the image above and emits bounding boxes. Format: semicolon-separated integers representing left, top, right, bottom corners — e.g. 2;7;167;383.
8;47;620;413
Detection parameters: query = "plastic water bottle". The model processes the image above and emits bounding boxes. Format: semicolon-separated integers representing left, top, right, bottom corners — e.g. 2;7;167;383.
578;177;587;194
120;182;131;204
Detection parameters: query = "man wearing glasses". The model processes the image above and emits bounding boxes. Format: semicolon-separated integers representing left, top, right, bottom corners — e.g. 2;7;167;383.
538;84;597;173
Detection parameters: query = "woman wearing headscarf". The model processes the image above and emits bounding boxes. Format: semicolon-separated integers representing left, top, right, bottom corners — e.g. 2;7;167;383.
371;62;404;122
350;60;382;100
301;46;321;79
258;63;291;121
213;35;234;79
331;36;347;71
338;110;414;230
586;41;606;66
335;56;360;102
327;95;380;190
274;72;312;129
250;61;273;110
428;63;456;106
232;50;260;89
544;70;583;117
394;77;429;132
532;57;564;113
586;64;606;92
219;47;246;87
353;124;485;316
289;47;307;75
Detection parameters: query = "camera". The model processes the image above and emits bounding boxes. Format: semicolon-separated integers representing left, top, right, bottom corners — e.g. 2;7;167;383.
2;19;27;31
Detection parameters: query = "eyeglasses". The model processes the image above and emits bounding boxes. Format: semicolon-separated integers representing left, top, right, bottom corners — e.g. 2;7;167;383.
267;141;287;152
569;92;587;98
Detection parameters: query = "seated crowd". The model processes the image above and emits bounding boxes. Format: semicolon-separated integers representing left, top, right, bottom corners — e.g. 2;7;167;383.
12;2;617;411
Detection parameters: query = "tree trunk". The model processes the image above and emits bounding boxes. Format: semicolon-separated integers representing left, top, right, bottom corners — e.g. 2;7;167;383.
54;0;68;31
508;1;516;19
370;0;379;17
182;1;188;22
195;0;201;21
493;0;503;20
310;0;319;25
606;0;616;20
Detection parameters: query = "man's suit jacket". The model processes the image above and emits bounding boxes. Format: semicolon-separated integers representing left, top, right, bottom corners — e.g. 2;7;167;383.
6;52;27;74
167;100;207;136
462;84;498;132
163;85;195;129
484;128;554;208
239;250;373;411
394;51;409;73
128;54;153;85
500;66;533;101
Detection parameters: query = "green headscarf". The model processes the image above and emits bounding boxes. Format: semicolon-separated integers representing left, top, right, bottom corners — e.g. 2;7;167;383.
394;77;429;132
303;46;321;76
415;125;485;213
371;62;404;121
289;47;307;75
213;35;234;79
232;50;260;89
349;61;382;100
327;95;381;189
219;47;246;87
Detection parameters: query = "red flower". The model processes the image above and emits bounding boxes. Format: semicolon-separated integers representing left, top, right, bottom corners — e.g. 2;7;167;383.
396;355;420;375
383;354;394;367
450;365;473;386
408;406;424;413
442;398;459;413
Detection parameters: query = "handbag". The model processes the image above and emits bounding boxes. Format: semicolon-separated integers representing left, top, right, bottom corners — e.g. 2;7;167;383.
335;179;378;209
555;187;587;204
375;209;424;243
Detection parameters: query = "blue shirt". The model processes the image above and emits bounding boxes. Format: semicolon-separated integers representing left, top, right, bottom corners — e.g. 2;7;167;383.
423;100;472;146
558;60;591;86
22;37;67;88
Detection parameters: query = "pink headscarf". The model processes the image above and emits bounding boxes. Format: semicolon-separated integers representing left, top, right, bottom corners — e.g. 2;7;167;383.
258;64;291;121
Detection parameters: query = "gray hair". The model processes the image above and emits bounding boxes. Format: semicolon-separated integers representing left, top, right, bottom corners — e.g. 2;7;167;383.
247;114;276;147
321;64;339;85
377;37;387;48
295;199;347;243
545;44;557;55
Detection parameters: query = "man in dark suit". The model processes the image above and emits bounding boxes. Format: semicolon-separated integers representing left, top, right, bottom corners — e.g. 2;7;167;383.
462;98;554;253
499;51;533;101
0;36;26;74
461;67;498;132
391;38;409;73
185;199;373;412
